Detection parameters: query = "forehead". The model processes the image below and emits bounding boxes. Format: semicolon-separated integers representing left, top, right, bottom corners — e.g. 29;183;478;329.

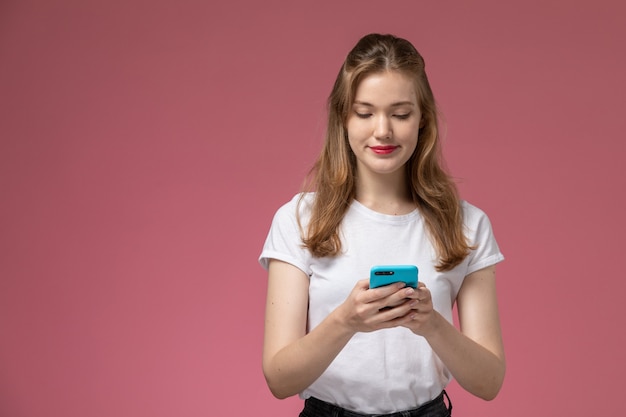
353;71;418;106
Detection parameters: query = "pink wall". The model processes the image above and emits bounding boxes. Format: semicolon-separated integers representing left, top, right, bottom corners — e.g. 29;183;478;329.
1;1;624;416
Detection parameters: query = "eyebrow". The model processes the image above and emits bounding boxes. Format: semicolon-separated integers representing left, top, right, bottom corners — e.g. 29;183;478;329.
353;100;415;107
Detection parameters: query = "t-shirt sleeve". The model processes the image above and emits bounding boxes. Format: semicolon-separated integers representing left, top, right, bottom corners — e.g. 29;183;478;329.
258;195;312;276
463;201;505;275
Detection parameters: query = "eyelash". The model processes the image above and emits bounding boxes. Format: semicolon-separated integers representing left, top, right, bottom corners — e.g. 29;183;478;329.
355;112;411;120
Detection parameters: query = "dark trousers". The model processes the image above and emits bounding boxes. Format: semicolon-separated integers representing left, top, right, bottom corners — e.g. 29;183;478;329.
299;390;452;417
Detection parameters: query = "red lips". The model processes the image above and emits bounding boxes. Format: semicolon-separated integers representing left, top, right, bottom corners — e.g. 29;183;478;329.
369;145;398;155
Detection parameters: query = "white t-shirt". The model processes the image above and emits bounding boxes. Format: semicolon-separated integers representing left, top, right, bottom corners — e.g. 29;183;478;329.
259;193;504;414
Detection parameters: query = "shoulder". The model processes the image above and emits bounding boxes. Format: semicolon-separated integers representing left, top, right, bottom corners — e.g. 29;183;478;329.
459;200;504;271
267;192;317;234
460;200;491;227
273;192;315;221
460;200;500;243
260;193;316;273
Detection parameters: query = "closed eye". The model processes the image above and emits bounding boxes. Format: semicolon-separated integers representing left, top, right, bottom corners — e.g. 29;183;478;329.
355;112;372;119
394;113;411;120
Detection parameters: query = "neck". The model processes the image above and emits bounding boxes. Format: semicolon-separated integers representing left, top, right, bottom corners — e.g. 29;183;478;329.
354;169;415;215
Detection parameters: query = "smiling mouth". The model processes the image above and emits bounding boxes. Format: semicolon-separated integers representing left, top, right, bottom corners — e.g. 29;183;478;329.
370;146;398;155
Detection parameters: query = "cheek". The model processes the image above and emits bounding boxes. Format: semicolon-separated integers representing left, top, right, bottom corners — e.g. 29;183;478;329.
347;121;372;141
346;122;364;145
406;125;421;145
402;129;420;155
345;120;358;137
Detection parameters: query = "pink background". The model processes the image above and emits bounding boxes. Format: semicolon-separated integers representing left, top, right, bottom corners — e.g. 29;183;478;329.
1;0;625;416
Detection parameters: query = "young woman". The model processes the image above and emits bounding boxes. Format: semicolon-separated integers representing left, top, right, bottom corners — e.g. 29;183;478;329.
259;33;505;417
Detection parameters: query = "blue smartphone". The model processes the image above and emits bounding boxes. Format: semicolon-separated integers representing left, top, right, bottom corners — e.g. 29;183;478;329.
370;265;418;289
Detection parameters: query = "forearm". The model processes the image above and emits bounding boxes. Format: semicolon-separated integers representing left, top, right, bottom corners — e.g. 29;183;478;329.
263;310;355;399
425;312;505;400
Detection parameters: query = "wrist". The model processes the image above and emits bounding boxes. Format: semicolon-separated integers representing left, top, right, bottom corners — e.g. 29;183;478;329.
420;310;446;340
328;306;358;338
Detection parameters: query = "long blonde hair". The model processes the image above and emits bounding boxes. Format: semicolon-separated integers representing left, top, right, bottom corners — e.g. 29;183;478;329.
300;33;472;272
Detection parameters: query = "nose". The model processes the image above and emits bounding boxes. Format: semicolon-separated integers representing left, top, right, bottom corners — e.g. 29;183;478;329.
373;114;392;140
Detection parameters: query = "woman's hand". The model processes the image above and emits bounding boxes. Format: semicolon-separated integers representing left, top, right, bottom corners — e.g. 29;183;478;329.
403;266;506;400
333;279;418;333
399;282;439;337
263;262;420;399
